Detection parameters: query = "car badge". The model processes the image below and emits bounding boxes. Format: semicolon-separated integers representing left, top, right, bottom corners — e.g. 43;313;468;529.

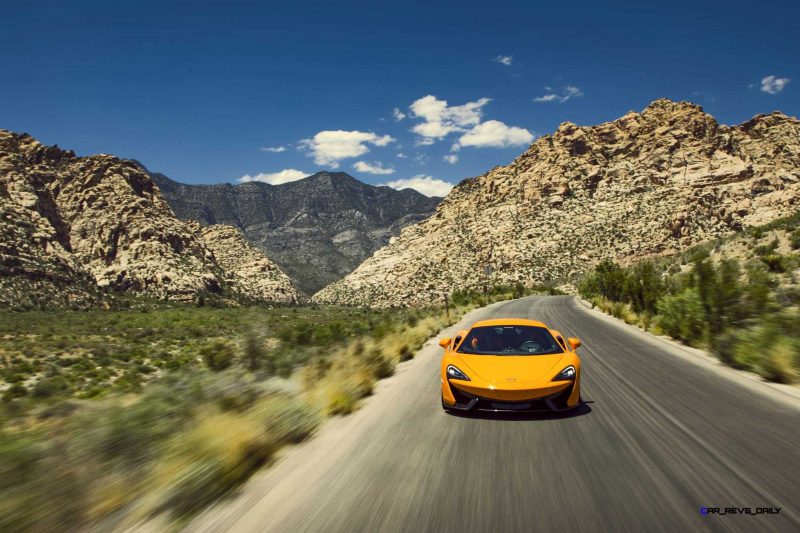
505;377;517;382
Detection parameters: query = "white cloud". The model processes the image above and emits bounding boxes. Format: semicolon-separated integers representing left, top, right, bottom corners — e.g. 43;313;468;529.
760;75;790;95
396;152;408;159
353;160;396;175
239;169;308;185
454;120;534;149
409;95;491;142
534;85;584;103
393;107;406;121
298;130;395;168
533;93;559;102
443;154;459;164
260;146;287;153
494;55;513;66
382;175;454;197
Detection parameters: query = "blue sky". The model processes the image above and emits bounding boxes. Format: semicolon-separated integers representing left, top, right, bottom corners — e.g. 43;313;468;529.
1;0;797;196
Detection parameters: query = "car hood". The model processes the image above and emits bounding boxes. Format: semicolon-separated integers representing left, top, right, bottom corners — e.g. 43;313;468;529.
456;353;566;383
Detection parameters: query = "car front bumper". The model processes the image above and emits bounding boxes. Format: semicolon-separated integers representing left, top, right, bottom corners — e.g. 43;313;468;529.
443;379;579;412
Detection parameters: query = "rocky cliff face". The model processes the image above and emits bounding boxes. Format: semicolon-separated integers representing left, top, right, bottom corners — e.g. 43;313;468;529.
0;130;298;308
151;171;440;295
197;224;297;303
313;99;800;307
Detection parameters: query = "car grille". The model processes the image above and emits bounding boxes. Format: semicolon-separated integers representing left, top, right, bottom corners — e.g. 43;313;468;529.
450;381;574;412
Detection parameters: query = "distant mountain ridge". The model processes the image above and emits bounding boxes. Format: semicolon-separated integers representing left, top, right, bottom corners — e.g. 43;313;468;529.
151;171;441;294
0;129;298;309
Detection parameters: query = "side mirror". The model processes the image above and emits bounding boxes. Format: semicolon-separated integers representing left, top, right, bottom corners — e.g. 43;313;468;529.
438;337;451;349
568;337;582;350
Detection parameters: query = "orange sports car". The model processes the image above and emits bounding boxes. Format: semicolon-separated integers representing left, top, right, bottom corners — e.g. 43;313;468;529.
439;318;582;412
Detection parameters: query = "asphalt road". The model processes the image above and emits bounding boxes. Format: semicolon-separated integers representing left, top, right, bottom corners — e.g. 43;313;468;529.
191;296;800;533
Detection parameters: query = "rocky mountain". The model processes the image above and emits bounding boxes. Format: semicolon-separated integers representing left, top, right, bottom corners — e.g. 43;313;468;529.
151;171;440;295
314;99;800;307
0;129;298;308
197;224;297;303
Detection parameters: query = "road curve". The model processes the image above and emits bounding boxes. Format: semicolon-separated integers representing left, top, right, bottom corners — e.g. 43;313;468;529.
190;296;800;533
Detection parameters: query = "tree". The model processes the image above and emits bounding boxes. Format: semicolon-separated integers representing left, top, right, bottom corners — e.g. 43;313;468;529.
594;259;626;301
691;257;743;350
623;260;664;314
656;288;706;344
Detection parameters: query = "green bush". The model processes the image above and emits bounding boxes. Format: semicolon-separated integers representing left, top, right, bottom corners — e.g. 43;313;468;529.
655;288;706;344
31;376;70;399
362;348;394;379
241;331;267;372
578;259;626;301
256;397;321;444
398;344;413;361
622;260;664;314
200;340;236;371
760;254;786;273
2;383;27;401
790;229;800;250
753;238;778;256
760;339;799;383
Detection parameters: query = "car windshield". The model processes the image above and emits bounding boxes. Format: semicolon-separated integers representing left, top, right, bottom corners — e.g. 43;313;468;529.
456;325;564;356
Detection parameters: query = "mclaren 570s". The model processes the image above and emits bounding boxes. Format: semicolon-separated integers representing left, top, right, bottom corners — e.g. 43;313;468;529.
440;318;582;412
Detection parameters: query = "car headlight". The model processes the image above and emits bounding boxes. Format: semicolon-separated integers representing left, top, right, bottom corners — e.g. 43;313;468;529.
552;365;576;381
446;364;470;381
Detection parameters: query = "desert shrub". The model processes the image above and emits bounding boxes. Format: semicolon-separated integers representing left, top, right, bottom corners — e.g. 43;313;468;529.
325;372;374;415
655;288;706;344
579;259;626;301
31;376;70;399
200;339;236;371
361;348;394;379
0;431;89;531
637;312;653;331
692;257;745;349
594;259;626;301
114;368;144;391
753;238;778;256
759;339;799;383
743;264;774;317
398;344;413;361
790;229;800;250
294;321;314;345
203;371;262;412
622;260;664;314
2;383;28;401
76;394;189;468
254;396;321;444
241;330;267;372
760;254;786;273
730;326;768;371
314;321;347;344
157;413;273;517
351;339;365;356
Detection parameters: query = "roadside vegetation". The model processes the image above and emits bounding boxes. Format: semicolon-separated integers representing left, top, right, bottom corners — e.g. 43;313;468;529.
578;212;800;384
0;283;553;531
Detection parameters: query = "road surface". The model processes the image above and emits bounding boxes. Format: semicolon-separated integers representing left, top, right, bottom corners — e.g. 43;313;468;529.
190;296;800;532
